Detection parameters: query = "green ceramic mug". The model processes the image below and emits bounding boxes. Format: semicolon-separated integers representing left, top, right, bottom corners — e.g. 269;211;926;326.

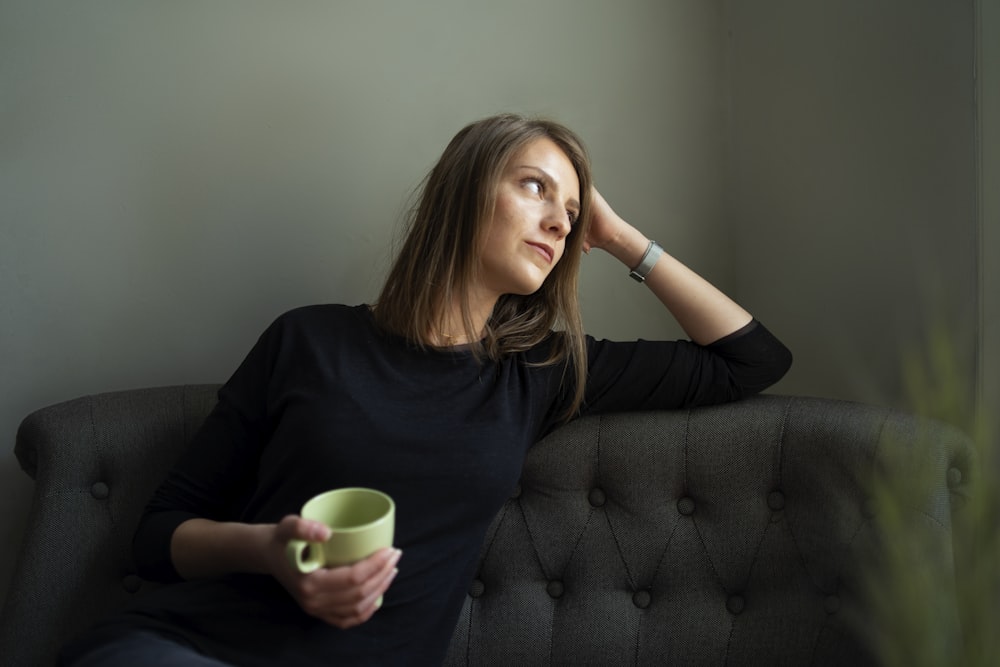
286;487;395;573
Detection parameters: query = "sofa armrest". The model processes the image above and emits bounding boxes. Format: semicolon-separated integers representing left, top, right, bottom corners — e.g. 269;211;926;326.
0;385;220;667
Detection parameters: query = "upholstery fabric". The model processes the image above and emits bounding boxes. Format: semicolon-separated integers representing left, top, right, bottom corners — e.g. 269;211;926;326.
0;387;974;666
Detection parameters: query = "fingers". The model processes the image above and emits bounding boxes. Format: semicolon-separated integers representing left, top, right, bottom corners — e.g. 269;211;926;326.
291;547;402;629
270;516;402;629
275;514;330;542
583;186;625;252
349;546;400;584
333;549;401;627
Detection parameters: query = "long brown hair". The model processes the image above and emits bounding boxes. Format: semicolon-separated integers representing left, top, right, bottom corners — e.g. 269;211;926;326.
373;113;593;419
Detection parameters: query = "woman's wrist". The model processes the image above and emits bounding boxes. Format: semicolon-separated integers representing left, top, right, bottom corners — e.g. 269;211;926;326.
603;224;653;270
628;241;665;283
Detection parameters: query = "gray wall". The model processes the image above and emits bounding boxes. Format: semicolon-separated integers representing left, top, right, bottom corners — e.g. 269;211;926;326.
0;0;727;608
0;0;980;611
724;0;978;409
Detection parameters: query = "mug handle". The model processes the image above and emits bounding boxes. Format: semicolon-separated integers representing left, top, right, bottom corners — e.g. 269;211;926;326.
286;539;324;573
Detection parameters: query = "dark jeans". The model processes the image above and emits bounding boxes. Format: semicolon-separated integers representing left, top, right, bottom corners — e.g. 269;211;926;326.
59;630;232;667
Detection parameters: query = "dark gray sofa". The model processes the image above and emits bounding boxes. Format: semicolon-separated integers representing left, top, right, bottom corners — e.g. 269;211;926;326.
0;386;975;666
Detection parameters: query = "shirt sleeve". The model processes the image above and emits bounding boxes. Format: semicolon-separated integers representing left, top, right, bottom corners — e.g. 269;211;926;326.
131;317;286;582
579;319;792;415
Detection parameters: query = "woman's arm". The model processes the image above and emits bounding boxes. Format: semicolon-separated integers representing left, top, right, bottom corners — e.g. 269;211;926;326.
169;517;292;580
584;188;752;345
170;516;401;630
134;311;401;630
573;187;791;415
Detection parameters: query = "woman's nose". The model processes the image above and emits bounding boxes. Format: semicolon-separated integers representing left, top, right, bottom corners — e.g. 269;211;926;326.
542;204;571;238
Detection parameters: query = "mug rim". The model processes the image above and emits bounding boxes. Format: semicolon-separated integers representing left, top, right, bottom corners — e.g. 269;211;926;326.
301;487;395;533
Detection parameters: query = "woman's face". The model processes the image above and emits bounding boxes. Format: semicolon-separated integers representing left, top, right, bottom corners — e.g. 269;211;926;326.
477;137;580;301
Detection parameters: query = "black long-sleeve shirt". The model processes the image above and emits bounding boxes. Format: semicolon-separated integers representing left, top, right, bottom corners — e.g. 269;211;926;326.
72;304;791;666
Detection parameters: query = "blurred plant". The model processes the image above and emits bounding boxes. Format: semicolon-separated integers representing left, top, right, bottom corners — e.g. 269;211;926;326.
863;322;998;666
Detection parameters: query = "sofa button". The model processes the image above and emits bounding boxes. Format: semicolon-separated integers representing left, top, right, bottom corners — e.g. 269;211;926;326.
469;579;485;598
824;595;841;614
726;594;745;615
677;497;696;516
91;482;110;500
588;488;606;507
632;590;651;609
767;491;785;511
947;467;963;487
122;574;142;594
546;580;564;599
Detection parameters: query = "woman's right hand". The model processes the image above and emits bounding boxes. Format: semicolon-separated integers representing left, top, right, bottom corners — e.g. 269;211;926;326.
266;515;402;629
170;515;401;629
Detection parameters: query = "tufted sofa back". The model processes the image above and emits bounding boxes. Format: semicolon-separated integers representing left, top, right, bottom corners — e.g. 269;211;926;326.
442;396;974;665
0;387;975;666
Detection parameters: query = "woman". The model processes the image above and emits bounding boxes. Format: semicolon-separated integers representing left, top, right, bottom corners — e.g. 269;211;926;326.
61;114;791;665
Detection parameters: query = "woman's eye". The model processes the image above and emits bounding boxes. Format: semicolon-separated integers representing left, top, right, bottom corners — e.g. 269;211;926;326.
568;211;579;226
524;178;543;196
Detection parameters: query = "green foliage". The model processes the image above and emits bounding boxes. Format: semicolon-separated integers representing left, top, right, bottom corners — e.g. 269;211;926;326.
866;323;999;666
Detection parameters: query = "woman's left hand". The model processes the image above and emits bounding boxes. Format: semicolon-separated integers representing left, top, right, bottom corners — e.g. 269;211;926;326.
583;187;629;254
578;186;753;344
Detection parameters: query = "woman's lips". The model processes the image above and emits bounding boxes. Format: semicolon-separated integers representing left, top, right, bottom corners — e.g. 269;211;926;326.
527;241;554;263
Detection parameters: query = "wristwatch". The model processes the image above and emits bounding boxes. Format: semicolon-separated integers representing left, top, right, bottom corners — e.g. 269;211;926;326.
628;241;664;283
